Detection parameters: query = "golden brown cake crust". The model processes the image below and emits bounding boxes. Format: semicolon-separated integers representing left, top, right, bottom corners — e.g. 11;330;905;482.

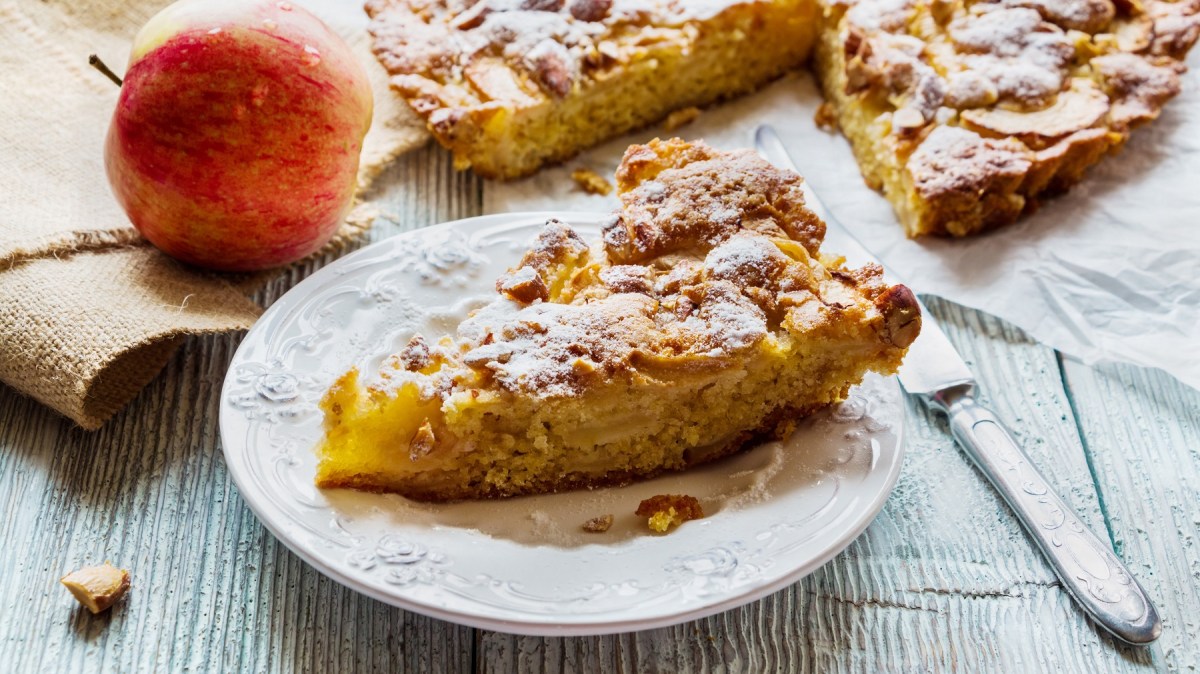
366;0;817;178
816;0;1199;237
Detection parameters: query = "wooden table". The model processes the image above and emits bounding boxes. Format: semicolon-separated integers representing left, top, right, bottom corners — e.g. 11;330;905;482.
2;144;1198;672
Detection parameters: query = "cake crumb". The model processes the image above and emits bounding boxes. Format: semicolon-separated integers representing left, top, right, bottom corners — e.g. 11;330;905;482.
636;494;704;533
582;514;614;532
662;106;702;131
814;102;838;131
61;562;130;614
571;168;613;196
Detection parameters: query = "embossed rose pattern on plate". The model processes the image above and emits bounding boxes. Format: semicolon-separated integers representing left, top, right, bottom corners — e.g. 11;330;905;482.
219;213;906;635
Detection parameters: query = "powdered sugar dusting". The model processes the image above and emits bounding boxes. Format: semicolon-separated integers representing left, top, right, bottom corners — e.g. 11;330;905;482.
674;283;767;354
407;139;861;399
907;126;1032;198
949;6;1074;105
507;265;539;284
1009;0;1116;32
843;9;947;126
377;0;758;100
460;295;659;397
704;234;787;287
456;275;771;397
1093;52;1185;126
841;0;1136;116
846;0;915;32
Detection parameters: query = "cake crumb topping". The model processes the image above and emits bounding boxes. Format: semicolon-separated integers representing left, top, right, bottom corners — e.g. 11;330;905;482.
1093;52;1184;127
907;126;1032;199
949;6;1074;107
367;0;756;103
608;138;826;262
426;139;918;399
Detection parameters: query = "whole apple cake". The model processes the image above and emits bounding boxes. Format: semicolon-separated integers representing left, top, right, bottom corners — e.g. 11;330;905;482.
364;0;818;178
815;0;1200;236
314;138;921;501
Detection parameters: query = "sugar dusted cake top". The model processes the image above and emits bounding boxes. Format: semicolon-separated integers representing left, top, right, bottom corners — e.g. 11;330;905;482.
838;0;1196;131
366;0;753;110
821;0;1199;235
384;138;919;400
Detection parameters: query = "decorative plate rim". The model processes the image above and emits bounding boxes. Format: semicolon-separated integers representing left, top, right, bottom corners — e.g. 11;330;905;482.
218;211;906;636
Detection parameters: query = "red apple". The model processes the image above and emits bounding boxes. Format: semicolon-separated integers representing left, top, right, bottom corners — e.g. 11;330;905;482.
105;0;373;271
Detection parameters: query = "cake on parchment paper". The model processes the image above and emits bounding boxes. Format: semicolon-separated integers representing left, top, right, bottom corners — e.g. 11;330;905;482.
366;0;1199;237
365;0;818;179
815;0;1199;236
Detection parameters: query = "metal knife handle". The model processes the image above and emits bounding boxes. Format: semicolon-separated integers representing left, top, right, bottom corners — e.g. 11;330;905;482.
927;384;1161;645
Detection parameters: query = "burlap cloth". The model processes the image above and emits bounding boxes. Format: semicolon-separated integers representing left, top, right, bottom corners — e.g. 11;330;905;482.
0;0;428;429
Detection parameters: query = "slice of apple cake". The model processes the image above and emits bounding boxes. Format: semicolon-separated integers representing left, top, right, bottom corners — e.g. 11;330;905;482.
814;0;1199;237
364;0;818;178
315;138;920;501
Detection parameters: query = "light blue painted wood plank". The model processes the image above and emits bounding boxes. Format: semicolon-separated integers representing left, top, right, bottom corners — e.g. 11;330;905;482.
1062;359;1200;671
0;145;481;674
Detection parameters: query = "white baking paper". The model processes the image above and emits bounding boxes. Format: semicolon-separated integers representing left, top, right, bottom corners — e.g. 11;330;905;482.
483;57;1200;391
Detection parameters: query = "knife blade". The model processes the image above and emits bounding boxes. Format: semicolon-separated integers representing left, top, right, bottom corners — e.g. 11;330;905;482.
754;124;1161;645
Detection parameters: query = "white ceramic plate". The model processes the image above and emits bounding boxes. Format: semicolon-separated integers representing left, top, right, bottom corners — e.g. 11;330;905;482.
219;213;906;636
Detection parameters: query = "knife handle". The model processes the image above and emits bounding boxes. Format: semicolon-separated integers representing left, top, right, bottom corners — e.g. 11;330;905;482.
927;384;1162;645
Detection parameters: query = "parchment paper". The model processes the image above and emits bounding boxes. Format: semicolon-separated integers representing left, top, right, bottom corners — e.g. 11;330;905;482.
483;60;1200;391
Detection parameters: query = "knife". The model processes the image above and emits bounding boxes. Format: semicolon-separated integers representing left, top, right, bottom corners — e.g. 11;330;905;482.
755;124;1161;645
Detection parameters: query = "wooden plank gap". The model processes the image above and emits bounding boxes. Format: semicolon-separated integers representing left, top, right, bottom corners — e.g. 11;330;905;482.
817;592;942;613
1055;352;1121;554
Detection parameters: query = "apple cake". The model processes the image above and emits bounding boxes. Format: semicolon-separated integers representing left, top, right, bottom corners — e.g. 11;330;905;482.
366;0;1198;237
815;0;1200;236
314;139;921;501
364;0;818;178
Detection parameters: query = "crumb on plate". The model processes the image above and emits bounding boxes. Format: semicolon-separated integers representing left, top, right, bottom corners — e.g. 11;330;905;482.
814;102;838;131
582;514;614;533
636;494;704;533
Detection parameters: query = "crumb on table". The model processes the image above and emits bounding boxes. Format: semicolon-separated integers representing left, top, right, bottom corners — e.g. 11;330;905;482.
662;106;702;132
636;494;704;533
571;168;613;196
60;562;130;614
582;514;614;533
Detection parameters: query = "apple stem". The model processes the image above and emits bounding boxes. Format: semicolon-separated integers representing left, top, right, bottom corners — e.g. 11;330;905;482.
88;54;123;87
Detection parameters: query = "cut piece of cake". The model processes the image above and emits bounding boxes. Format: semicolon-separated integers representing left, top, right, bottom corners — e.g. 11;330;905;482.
814;0;1200;237
315;138;921;501
364;0;818;178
